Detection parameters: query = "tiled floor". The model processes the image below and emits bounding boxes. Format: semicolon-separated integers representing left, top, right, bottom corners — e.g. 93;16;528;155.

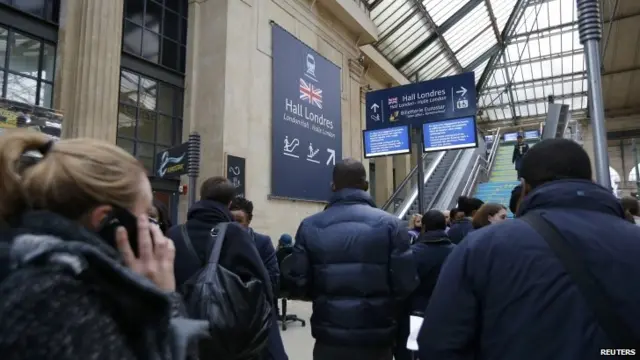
280;300;315;359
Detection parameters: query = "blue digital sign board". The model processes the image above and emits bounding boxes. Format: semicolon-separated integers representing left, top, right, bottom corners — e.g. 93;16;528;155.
503;132;519;142
365;72;476;131
422;116;478;152
363;125;411;159
524;130;539;139
271;24;342;202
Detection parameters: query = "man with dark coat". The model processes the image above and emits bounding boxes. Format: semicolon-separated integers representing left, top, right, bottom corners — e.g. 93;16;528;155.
167;177;273;358
418;138;640;360
512;134;529;180
230;196;288;360
283;158;419;360
168;177;271;296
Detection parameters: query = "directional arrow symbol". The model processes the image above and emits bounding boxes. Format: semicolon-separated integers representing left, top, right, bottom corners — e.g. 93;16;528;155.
326;148;336;166
456;86;467;97
370;103;379;113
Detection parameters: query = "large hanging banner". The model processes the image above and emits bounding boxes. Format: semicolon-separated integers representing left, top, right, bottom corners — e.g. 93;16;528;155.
0;98;63;139
271;24;342;202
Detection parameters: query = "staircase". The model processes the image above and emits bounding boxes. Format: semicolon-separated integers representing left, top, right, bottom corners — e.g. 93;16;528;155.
488;145;517;182
474;144;519;217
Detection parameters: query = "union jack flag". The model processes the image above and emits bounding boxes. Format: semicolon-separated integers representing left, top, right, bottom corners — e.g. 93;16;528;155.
388;97;398;105
299;78;323;109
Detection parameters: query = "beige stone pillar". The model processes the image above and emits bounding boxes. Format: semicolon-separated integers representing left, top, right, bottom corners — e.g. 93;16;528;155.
348;59;364;160
54;0;124;141
394;154;411;191
360;88;370;182
183;0;229;179
374;157;394;207
175;0;230;221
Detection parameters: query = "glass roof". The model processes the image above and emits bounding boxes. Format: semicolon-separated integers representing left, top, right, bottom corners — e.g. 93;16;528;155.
366;0;587;123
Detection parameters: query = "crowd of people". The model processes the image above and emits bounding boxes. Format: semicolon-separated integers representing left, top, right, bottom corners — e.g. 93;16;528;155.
0;130;639;360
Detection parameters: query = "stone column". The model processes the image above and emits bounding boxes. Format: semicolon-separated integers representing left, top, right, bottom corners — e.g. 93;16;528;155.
54;0;124;142
360;87;369;181
394;153;411;190
348;59;365;160
374;157;394;207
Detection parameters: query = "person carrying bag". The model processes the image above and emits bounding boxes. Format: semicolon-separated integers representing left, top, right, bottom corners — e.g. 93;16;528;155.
179;223;272;360
521;211;640;351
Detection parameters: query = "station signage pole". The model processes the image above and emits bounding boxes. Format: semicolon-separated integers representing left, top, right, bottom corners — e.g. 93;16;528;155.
416;126;425;214
364;72;477;216
577;0;611;189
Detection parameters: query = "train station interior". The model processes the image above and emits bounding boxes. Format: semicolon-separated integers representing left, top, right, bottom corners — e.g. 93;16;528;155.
0;0;638;356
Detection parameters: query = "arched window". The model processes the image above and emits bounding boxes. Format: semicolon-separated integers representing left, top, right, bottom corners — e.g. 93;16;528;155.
628;166;640;182
611;167;621;198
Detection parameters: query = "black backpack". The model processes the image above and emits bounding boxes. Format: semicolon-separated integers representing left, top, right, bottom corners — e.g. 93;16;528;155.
179;223;271;360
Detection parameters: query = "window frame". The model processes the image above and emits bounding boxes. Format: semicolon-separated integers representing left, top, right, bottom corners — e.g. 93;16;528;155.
117;67;184;177
0;25;56;107
121;0;188;74
0;0;60;25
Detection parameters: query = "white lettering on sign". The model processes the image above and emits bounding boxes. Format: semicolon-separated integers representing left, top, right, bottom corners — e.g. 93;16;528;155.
283;98;336;139
427;120;471;147
368;127;405;154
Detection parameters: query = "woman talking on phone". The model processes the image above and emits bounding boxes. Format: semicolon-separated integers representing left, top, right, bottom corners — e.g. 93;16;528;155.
0;131;207;359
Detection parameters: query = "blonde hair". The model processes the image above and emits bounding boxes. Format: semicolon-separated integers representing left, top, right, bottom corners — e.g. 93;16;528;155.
0;130;146;221
408;213;422;228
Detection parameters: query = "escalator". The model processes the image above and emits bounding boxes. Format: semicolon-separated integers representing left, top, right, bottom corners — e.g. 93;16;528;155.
381;150;462;220
402;150;460;219
381;129;504;221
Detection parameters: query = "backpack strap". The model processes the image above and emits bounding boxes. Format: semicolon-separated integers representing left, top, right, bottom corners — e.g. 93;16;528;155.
180;224;203;266
206;222;229;265
521;211;640;349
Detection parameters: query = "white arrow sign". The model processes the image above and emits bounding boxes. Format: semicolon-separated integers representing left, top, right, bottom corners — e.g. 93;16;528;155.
456;86;467;97
370;103;379;113
326;148;336;166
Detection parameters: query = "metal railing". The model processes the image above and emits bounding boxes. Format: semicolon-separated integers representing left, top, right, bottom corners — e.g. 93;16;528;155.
425;150;464;210
461;128;502;197
395;151;447;219
381;151;436;212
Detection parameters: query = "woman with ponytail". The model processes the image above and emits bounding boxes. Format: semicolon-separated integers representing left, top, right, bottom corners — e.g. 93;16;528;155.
0;130;206;359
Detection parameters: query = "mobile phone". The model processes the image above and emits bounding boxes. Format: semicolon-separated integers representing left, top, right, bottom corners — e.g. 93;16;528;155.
98;206;139;257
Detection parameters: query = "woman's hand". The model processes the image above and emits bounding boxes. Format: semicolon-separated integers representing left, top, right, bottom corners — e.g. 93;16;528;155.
115;215;176;291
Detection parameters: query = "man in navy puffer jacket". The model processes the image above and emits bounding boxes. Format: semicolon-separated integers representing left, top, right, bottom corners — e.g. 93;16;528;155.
418;139;640;360
283;159;419;360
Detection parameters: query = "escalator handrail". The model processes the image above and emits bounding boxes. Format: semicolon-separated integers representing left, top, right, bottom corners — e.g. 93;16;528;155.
396;151;447;219
425;150;463;211
485;128;502;176
381;152;429;211
462;128;501;196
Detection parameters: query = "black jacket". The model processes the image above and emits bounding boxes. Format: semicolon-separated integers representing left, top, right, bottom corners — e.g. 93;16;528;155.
512;142;529;168
167;200;273;302
250;229;280;296
284;188;419;347
447;218;473;244
409;230;455;313
249;229;288;360
419;180;640;360
0;211;208;360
